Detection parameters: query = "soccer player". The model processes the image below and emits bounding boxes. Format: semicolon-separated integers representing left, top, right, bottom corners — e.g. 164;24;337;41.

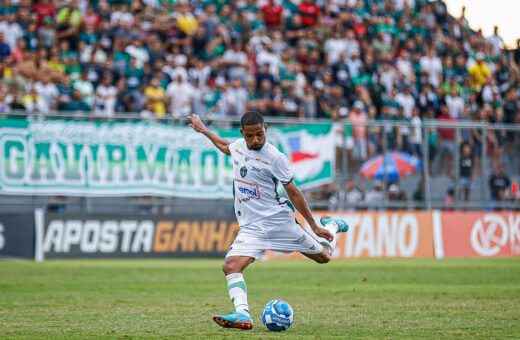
188;111;349;330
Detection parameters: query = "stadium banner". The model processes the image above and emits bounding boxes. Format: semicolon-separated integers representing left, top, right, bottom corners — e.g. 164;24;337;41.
37;212;239;259
0;213;35;259
438;212;520;258
266;211;435;259
0;118;334;197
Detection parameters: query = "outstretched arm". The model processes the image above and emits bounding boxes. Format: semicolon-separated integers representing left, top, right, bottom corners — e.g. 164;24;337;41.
284;181;333;242
188;114;231;155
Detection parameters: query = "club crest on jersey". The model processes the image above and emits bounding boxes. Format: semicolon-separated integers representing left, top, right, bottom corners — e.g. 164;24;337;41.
240;166;247;178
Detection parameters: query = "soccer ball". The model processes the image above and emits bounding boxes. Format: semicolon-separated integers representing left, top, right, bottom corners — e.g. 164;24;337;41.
261;299;294;331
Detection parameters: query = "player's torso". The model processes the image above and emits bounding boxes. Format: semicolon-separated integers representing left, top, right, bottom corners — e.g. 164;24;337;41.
230;140;291;225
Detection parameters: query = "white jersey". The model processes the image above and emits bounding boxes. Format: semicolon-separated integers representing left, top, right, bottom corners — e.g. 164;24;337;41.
228;138;294;226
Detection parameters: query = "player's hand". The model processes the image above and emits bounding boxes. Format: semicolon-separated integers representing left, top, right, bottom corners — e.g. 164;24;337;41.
313;227;333;242
187;114;207;133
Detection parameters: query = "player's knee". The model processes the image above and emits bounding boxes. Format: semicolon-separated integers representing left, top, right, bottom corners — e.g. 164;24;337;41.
222;261;239;275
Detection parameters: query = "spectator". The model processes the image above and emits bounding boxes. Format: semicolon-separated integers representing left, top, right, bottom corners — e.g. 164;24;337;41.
225;77;249;116
444;187;455;211
298;0;320;28
388;183;407;208
166;74;194;116
420;47;443;88
34;74;58;110
22;87;49;114
261;0;283;31
459;143;474;201
438;105;457;177
144;77;166;118
73;71;94;108
365;181;385;206
0;13;23;50
349;101;368;164
395;85;416;119
489;163;511;202
0;32;10;61
58;88;90;113
469;52;491;92
94;75;117;117
445;86;464;118
413;180;425;206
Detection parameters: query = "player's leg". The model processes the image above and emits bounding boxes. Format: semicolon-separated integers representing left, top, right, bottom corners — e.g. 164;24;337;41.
213;226;266;330
316;216;349;251
301;248;331;263
222;256;254;316
213;256;256;330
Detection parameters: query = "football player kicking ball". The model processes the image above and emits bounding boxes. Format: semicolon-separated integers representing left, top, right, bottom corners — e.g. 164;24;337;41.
188;111;349;330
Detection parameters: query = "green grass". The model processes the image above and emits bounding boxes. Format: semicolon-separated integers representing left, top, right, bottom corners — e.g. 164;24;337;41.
1;259;519;339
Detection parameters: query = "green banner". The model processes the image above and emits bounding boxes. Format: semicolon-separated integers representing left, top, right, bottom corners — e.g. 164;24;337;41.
0;118;334;197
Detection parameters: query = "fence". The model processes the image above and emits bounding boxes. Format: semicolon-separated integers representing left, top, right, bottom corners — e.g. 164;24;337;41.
0;112;519;213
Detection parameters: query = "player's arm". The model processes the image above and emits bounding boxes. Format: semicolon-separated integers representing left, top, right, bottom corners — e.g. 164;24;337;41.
284;181;333;242
188;114;231;155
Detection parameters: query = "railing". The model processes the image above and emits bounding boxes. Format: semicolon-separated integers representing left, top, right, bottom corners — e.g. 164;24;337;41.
0;112;519;212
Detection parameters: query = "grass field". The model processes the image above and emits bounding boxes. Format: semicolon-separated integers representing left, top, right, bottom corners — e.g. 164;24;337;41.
1;258;519;339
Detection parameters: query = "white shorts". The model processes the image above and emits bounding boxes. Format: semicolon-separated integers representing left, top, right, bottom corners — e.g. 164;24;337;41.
226;212;324;259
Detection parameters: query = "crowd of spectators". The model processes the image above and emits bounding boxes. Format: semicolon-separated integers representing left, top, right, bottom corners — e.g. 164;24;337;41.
0;0;519;188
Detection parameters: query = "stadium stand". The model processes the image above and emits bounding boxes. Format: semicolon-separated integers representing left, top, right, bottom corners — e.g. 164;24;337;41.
0;0;518;210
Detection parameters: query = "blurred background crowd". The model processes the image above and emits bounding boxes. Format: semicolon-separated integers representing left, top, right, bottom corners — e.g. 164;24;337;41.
0;0;519;207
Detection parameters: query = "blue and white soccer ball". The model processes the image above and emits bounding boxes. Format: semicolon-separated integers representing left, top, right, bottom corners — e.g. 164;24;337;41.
261;299;294;331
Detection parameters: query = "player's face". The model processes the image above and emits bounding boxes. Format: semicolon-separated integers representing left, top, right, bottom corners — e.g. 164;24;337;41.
241;124;267;151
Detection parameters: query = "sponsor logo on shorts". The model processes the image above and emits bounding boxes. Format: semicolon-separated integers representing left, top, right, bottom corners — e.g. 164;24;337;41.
309;245;316;251
291;235;307;244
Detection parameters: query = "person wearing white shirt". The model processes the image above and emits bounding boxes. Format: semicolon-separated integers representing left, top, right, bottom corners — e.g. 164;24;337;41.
125;40;150;69
324;30;348;65
346;51;363;79
395;86;416;118
225;78;249;116
166;74;194;116
34;75;59;108
344;30;360;58
0;13;23;50
163;56;188;84
222;43;248;81
445;87;464;118
396;51;414;81
420;48;443;88
487;26;504;57
95;75;118;116
73;72;95;107
256;42;281;77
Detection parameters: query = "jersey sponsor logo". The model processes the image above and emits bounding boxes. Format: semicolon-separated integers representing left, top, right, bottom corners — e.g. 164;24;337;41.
251;166;262;172
240;166;248;178
233;160;239;165
235;179;260;199
255;157;269;165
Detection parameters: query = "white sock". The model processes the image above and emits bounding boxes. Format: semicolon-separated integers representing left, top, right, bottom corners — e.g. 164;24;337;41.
317;221;339;253
226;273;250;316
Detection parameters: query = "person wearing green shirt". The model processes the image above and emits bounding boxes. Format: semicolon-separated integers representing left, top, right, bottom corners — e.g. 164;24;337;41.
58;89;91;112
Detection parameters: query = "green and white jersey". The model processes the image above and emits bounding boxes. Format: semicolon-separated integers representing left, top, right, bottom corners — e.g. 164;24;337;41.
229;138;294;227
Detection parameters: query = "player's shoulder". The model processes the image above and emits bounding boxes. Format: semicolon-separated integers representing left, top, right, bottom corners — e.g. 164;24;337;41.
229;138;245;153
261;142;286;163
